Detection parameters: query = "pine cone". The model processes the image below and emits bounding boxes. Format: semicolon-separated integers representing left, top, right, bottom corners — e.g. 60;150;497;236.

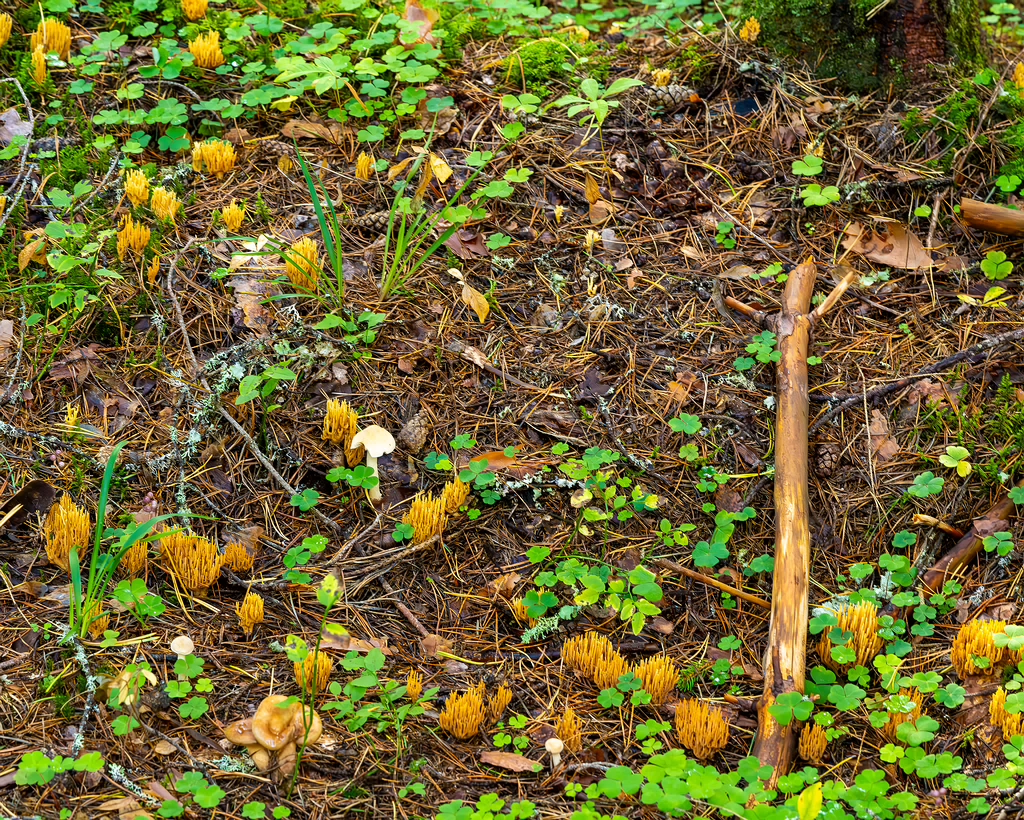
345;210;391;231
641;85;700;114
397;411;429;454
815;442;841;477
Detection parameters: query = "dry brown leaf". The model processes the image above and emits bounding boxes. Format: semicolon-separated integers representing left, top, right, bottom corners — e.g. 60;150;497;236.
445;230;489;260
402;0;439;45
151;740;177;756
319;627;393;654
484;572;521;599
470;450;516;470
419;633;452;658
842;222;933;270
227;275;275;336
867;409;899;463
0;109;33;147
480;751;544;773
387;155;418;181
0;319;15;364
584;174;601;204
589;199;614;224
280;119;345;143
461;284;490;323
19;238;46;271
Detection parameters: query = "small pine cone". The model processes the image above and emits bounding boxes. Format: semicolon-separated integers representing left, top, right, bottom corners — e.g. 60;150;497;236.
642;84;700;113
815;442;841;477
346;210;391;231
398;411;429;454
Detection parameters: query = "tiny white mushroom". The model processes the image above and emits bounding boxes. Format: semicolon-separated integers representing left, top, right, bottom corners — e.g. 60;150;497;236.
349;425;396;503
170;635;195;657
545;737;564;769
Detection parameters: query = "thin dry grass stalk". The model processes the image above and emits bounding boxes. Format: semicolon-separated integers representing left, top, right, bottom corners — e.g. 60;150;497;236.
159;530;225;595
236;592;264;636
818;600;884;670
675;698;730;760
562;632;629;690
952;619;1007;677
31;19;71;60
439;683;486;739
43;495;91;573
294;651;333;697
402;492;447;544
556;706;583;753
633;655;680;705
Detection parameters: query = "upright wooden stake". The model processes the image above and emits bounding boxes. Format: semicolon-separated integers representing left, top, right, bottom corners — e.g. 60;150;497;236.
753;258;817;776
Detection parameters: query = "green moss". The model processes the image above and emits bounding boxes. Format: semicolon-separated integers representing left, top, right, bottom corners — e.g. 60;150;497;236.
671;44;717;84
503;36;595;94
901;107;928;142
40;145;91;189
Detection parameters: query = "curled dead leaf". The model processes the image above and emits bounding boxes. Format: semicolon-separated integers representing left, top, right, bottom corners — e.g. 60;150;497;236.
842;221;933;270
460;284;490;323
480;750;543;773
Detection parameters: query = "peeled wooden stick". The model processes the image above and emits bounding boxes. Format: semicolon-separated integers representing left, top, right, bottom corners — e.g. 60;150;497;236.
960;198;1024;237
752;258;817;778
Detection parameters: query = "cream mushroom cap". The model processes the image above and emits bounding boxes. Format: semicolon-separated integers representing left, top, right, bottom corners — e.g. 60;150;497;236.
545;736;564;767
349;425;396;458
251;694;301;750
170;635;195;657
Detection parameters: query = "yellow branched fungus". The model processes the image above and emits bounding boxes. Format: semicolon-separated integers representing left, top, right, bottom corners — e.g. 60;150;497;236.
222;201;245;233
285;236;320;291
117;214;151;260
562;632;629;690
952;619;1007;678
556;706;583;753
182;0;208;20
124;169;149;208
402;492;447;544
294;651;333;698
31;19;71;60
148;256;161;285
879;690;922;742
159;529;225;595
119;540;148;578
1016;62;1024;89
817;600;883;671
439;683;486;740
487;684;512;723
43;495;91;573
192;139;237;178
322;399;364;467
633;655;680;705
151;187;181;223
224;541;255;573
32;46;47;86
236;592;264;636
991;686;1024;739
0;14;13;50
189;31;224;69
406;669;423;702
441;477;470;514
510;597;532;625
84;600;109;641
356;152;373;181
651;68;672;88
675;698;730;760
798;723;828;764
739;16;761;43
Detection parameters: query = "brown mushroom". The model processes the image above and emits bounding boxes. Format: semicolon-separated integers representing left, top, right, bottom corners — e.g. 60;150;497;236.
246;744;272;772
251;695;301;750
275;741;298;783
223;717;257;746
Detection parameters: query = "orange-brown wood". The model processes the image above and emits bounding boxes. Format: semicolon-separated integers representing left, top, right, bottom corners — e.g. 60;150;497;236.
960;198;1024;237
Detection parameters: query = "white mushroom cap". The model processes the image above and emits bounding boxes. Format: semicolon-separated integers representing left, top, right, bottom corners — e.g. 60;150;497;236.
350;425;396;458
545;737;564;755
170;635;195;657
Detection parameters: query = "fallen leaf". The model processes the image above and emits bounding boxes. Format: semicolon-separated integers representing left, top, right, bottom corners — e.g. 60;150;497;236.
402;0;439;45
0;319;15;363
227;274;276;335
280;119;345;143
842;222;933;270
19;237;46;271
419;633;453;658
460;284;490;323
470;450;516;470
48;344;101;384
867;409;899;463
589;199;614;224
578;367;613;400
0;108;33;146
445;229;489;260
665;372;697;408
484;572;521;599
320;627;392;654
584;175;601;204
480;751;543;773
151;740;177;756
429;152;453;183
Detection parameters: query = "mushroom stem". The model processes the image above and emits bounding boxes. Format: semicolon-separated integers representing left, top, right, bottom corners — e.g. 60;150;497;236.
365;454;381;503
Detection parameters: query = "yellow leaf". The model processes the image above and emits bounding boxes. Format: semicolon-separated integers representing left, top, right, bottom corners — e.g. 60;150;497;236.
584;174;601;204
461;283;490;323
19;238;46;272
429;152;453;183
271;95;298;112
387;155;418;181
957;460;972;478
797;782;823;820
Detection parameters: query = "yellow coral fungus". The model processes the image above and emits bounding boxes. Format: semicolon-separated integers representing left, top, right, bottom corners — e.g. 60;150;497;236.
182;0;208;20
556;706;583;753
285;236;320;291
124;169;149;208
119;540;148;578
322;399;364;467
739;17;761;43
294;651;333;697
798;723;828;764
84;600;109;641
117;214;151;260
192;139;237;178
236;592;264;636
633;655;680;705
487;684;512;723
402;492;447;544
151;187;181;223
0;14;13;50
952;619;1007;678
675;698;730;760
439;683;486;739
406;669;423;702
159;529;225;594
31;19;71;60
651;68;672;88
43;495;91;573
991;686;1024;739
562;632;629;690
32;46;47;86
817;600;884;671
1014;62;1024;89
879;689;923;742
356;152;373;181
224;541;255;572
189;31;224;69
441;477;470;514
222;201;245;233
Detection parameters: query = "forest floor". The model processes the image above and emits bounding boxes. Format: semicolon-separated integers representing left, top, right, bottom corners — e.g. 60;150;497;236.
1;1;1024;819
